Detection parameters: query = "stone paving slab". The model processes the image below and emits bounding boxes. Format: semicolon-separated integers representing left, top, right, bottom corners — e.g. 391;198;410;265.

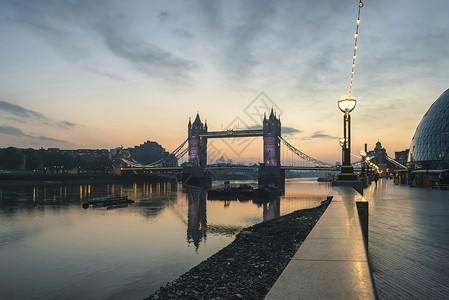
293;238;368;262
264;260;373;300
265;186;376;300
306;223;363;240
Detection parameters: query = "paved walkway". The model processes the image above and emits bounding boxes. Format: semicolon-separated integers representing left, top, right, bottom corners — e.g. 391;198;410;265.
365;179;449;299
265;186;375;300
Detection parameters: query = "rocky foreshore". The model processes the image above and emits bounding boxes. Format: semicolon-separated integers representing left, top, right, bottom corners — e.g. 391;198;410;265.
146;199;330;300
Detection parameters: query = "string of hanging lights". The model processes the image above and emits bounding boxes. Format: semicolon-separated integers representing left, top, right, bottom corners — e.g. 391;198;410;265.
349;0;364;95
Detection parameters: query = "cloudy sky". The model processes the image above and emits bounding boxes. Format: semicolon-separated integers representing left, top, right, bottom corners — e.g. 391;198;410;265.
0;0;448;164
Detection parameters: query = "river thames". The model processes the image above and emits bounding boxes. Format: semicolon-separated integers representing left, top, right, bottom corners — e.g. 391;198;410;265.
0;178;330;299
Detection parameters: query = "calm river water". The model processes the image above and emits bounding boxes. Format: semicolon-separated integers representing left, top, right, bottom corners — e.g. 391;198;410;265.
0;178;330;299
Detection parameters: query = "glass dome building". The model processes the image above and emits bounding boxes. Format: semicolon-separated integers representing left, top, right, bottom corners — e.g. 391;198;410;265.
408;88;449;169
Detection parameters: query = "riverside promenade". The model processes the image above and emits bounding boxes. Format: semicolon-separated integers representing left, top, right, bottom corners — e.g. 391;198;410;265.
366;179;449;299
265;186;376;299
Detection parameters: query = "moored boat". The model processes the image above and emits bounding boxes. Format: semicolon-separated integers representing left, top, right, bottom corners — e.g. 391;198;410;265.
207;184;254;199
253;185;283;197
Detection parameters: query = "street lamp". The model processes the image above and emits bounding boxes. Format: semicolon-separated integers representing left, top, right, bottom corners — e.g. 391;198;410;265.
338;94;356;113
337;94;357;180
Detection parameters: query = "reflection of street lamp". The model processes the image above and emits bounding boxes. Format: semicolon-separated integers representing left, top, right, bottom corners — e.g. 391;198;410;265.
337;94;357;180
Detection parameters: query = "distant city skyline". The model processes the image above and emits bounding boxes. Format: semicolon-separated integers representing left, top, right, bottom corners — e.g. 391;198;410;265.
1;0;448;164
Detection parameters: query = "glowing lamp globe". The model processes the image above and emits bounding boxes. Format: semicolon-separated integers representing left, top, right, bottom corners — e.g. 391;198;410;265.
360;150;366;157
338;94;356;113
339;137;347;147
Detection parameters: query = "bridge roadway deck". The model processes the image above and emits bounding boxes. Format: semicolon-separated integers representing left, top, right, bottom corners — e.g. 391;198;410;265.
200;129;264;138
365;179;449;299
265;186;376;299
121;166;340;171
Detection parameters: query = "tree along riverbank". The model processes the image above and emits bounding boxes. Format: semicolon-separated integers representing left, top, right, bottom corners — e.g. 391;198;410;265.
146;199;330;300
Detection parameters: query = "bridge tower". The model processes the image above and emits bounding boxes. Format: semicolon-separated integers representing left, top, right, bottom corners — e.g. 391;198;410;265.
263;108;281;166
188;113;208;167
259;109;284;190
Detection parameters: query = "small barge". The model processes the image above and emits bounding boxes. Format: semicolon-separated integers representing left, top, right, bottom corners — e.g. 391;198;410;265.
252;185;283;197
317;173;336;182
207;184;254;200
207;183;282;200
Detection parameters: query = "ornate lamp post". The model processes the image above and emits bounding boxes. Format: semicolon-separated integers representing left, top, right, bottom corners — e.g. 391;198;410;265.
337;94;357;180
333;0;364;189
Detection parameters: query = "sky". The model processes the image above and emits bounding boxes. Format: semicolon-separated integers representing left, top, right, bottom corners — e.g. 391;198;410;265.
0;0;448;164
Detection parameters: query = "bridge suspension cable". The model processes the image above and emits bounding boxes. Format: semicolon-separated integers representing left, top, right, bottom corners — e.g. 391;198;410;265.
171;138;188;156
386;155;408;170
352;154;408;171
175;147;189;160
278;136;334;167
121;138;189;168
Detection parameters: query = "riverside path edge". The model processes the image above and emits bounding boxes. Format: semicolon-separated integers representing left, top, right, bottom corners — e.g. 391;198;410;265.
265;186;376;300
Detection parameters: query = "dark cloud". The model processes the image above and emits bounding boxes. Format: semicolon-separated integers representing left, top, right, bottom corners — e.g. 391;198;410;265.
102;31;196;80
83;66;126;81
59;121;77;128
196;0;223;30
173;29;193;39
246;125;301;135
4;0;449;97
8;9;90;65
282;126;302;135
158;11;169;22
309;131;337;140
6;1;195;82
6;1;125;81
224;1;276;79
0;101;45;120
0;125;27;137
192;0;277;79
247;125;262;130
3;0;344;84
34;135;72;143
0;100;79;129
0;125;72;144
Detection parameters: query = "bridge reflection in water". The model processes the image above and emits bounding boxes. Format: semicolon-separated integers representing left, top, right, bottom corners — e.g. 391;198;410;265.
0;179;329;251
181;179;330;250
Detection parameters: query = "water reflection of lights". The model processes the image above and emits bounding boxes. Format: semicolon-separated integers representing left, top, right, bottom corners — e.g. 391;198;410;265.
1;179;329;253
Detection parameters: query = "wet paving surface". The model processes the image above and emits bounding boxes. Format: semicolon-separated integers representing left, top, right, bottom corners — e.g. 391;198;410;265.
364;179;449;299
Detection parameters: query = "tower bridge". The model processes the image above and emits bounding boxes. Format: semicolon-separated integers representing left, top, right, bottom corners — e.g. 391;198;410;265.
120;109;342;189
188;109;281;168
186;109;283;188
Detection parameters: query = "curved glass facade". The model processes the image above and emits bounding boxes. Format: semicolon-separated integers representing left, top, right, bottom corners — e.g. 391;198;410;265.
408;88;449;168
